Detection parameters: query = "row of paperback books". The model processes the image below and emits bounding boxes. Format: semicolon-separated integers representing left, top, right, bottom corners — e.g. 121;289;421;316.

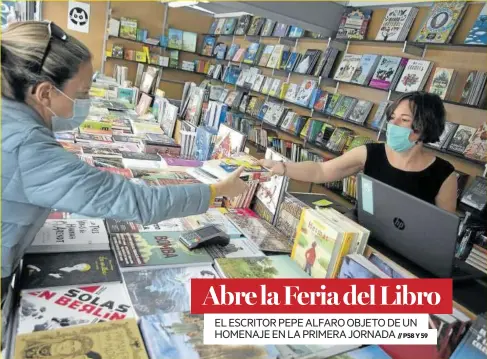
333;53;486;109
336;2;484;45
177;78;485;211
206;3;486;46
201;60;487;165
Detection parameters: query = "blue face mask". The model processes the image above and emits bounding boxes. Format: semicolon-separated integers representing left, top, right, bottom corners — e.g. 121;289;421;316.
49;89;91;132
386;123;416;152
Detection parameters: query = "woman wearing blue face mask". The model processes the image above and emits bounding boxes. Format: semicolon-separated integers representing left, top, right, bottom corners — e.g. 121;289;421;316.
259;91;458;213
1;22;248;310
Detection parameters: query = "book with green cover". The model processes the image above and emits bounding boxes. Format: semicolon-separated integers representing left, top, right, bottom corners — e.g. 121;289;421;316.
109;232;213;270
119;17;137;40
291;208;345;278
332;96;355;118
214;255;309;278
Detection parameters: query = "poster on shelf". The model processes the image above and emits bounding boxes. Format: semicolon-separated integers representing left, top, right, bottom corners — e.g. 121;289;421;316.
67;1;90;33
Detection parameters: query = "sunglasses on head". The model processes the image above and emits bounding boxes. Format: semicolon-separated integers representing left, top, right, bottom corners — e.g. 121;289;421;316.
36;21;68;75
31;21;67;94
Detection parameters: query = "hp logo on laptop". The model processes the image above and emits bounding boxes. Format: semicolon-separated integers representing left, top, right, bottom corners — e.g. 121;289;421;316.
393;217;405;230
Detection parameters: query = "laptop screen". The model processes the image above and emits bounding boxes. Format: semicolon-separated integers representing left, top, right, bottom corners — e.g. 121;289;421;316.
356;173;459;278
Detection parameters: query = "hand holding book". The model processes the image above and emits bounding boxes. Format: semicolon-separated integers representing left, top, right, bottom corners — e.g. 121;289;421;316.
258;159;286;176
212;165;249;199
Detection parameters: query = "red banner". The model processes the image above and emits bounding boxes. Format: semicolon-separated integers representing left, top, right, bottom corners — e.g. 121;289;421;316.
190;278;452;314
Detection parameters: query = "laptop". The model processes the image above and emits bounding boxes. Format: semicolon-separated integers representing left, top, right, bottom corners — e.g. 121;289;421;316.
356;173;486;280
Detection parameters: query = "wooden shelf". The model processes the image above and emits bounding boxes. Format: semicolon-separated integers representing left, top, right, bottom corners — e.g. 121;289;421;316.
346;38;487;53
105;56;207;76
218;80;486;168
107;35;215;59
201;33;319;42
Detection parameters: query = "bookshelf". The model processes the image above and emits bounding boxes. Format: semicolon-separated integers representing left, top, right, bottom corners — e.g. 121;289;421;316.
102;1;214;98
171;2;487;207
209;76;486;168
105;55;209;76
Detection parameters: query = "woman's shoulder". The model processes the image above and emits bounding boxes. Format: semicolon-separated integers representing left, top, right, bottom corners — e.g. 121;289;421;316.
432;156;455;174
364;142;386;159
365;142;385;151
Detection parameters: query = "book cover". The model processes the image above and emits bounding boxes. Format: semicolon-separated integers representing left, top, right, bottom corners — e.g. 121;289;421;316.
119;17;137;40
464;3;487;45
272;23;289;37
26;219;109;253
13;319;149;359
205;238;264;259
350;54;380;85
255;148;289;218
140;312;279;359
336;8;373;40
428;67;455;99
17;283;135;334
200;36;216;56
395;59;432;92
244;42;261;64
463;122;487;162
167;28;183;50
225;212;293;253
369;56;402;90
123;265;219;316
295;80;318;107
234;15;252;35
109;232;213;269
222;18;237;35
20;251;121;290
348;100;373;124
215;255;309;278
338;345;392;358
376;7;417;41
247;16;265;36
121;151;161;161
291;208;343;278
338;254;386;279
447;125;476;153
225;43;240;61
450;314;487;359
333;54;362;82
105;218;185;233
261;19;276;37
182;208;242;238
460;176;487;211
275;193;309;243
211;124;246;160
427;121;458;150
415;1;467;43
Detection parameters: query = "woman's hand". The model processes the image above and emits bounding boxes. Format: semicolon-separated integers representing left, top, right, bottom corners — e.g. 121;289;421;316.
212;166;249;198
257;159;285;176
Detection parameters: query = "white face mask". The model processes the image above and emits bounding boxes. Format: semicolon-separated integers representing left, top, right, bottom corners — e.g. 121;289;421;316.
48;88;91;132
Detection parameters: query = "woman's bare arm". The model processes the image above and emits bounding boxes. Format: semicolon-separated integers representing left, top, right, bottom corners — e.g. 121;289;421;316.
260;145;367;183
